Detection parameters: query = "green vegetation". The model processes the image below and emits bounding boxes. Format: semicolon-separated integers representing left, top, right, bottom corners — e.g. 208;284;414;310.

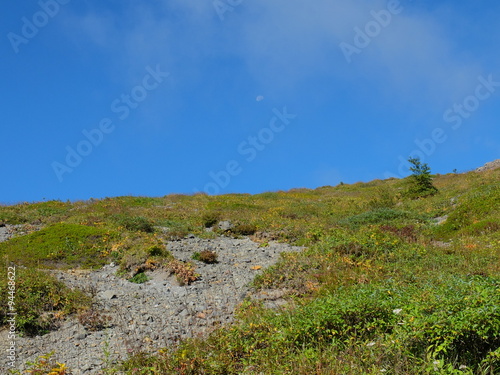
0;267;90;335
0;165;499;373
9;352;68;375
405;157;438;198
231;223;258;236
112;215;155;233
128;272;149;284
0;223;116;268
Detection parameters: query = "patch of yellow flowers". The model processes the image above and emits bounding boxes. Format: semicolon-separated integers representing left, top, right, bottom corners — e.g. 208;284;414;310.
10;352;68;375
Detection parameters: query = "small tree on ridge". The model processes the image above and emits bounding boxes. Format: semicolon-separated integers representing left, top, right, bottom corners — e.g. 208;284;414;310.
406;157;438;198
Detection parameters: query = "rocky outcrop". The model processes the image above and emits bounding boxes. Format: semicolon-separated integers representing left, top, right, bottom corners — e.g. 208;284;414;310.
475;159;500;172
0;236;303;374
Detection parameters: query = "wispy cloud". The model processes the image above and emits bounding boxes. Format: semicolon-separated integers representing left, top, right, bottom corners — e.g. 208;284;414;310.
61;1;496;116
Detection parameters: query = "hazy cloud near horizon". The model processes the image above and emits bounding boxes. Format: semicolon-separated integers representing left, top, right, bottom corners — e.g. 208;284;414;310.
64;1;488;110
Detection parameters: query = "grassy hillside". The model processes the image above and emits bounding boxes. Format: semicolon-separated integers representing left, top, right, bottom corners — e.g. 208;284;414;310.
1;166;499;374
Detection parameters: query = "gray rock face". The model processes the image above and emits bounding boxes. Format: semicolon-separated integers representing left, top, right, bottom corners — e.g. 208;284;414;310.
100;290;118;300
433;215;448;225
0;236;303;374
0;226;9;243
217;220;234;231
475;159;500;172
0;224;43;244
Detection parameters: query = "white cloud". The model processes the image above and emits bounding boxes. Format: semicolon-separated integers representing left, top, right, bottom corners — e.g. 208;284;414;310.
61;1;495;112
231;0;485;108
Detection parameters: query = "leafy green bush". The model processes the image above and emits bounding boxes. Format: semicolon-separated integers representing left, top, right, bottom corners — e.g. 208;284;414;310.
436;184;500;237
147;245;165;256
201;212;220;228
367;187;397;209
113;215;155;233
0;267;91;336
393;275;500;369
340;208;425;228
231;223;257;235
268;285;397;347
115;234;171;276
123;275;500;374
129;272;149;284
0;223;116;268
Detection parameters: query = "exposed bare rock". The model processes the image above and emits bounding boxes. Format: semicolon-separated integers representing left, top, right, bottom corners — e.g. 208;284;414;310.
475;159;500;172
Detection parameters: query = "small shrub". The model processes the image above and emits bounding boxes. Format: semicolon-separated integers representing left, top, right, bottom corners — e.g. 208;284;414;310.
192;250;218;264
117;235;170;276
231;223;257;236
167;260;199;285
201;212;220;228
0;267;91;336
368;187;397;209
147;245;165;256
129;272;149;284
114;215;155;233
340;208;421;228
77;308;112;331
129;258;162;279
10;352;69;374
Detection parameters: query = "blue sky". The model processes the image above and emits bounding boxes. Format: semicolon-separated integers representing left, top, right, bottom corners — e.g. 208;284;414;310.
1;0;499;204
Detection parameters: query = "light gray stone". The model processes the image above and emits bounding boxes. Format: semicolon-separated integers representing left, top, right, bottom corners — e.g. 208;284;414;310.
217;220;234;231
4;236;304;375
101;290;118;299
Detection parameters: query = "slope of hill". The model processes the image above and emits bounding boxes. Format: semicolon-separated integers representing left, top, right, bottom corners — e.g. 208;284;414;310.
0;161;499;374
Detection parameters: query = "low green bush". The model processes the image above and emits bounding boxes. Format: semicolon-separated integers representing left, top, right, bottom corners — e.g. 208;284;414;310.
128;272;149;284
113;215;155;233
231;223;257;236
120;275;499;374
201;212;220;228
435;184;500;237
340;208;427;228
0;223;116;268
0;267;91;336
